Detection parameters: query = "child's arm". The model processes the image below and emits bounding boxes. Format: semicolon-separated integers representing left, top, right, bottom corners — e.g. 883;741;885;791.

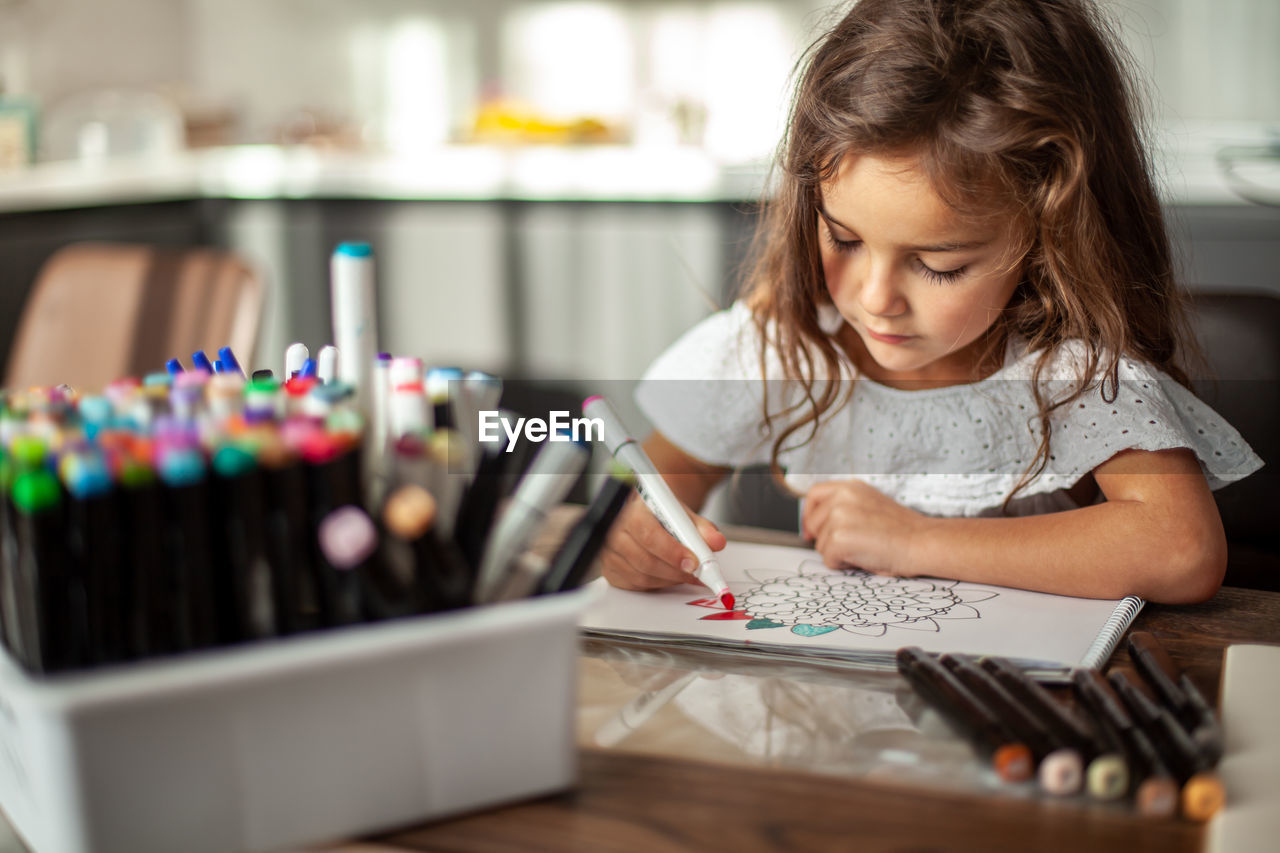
801;447;1227;604
598;432;731;590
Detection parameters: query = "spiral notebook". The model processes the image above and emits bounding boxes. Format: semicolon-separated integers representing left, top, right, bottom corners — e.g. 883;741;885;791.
582;540;1143;680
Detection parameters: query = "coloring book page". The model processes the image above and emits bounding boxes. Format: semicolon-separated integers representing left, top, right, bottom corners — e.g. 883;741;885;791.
582;540;1141;671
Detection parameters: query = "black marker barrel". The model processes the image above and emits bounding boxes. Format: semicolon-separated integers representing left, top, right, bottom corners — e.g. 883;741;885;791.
258;440;322;634
1107;671;1209;781
1126;633;1192;723
1128;631;1223;764
62;451;127;665
299;434;364;625
940;655;1058;761
942;654;1082;796
453;433;509;570
157;447;219;651
1072;668;1170;809
119;453;171;658
10;469;74;672
979;656;1106;759
896;647;1033;783
212;445;278;641
536;470;633;595
0;449;22;656
317;505;383;621
1178;673;1225;766
1107;670;1225;821
382;484;471;612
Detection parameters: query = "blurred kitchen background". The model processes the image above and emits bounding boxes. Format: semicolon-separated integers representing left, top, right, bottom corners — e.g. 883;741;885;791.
0;0;1277;384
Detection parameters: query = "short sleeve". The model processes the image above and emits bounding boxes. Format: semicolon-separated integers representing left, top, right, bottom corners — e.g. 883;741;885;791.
634;302;776;467
1040;354;1263;491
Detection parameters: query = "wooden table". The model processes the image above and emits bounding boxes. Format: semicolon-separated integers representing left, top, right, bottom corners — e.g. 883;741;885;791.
338;530;1280;853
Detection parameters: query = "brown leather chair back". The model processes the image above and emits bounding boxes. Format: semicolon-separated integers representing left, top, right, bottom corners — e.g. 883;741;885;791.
1188;291;1280;585
4;242;263;393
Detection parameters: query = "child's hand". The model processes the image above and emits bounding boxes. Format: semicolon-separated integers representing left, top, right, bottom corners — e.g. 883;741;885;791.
801;479;925;576
599;493;727;591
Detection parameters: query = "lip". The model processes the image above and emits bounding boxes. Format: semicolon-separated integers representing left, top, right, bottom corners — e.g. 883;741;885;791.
863;327;913;345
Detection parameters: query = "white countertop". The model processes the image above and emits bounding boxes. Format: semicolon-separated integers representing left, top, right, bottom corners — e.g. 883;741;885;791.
0;122;1274;213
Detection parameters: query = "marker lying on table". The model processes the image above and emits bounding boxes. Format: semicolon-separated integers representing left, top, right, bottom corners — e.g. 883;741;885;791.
1126;631;1224;765
582;395;733;609
941;654;1083;796
1107;670;1225;821
978;656;1126;801
896;647;1033;783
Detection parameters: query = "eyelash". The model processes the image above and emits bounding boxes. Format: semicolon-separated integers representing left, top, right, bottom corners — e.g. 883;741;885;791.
822;230;969;284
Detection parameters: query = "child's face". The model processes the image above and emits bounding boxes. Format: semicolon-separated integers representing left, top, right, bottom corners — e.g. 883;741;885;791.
818;152;1023;386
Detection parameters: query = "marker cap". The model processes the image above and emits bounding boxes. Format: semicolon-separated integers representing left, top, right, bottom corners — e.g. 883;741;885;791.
334;241;373;258
12;469;61;513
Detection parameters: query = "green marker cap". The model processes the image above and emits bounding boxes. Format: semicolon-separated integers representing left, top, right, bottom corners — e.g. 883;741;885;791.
118;459;158;489
212;444;258;478
11;435;47;470
12;469;62;513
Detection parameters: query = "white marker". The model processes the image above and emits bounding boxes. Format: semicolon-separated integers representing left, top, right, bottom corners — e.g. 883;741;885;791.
316;345;339;384
582;395;734;609
330;242;379;407
284;342;309;379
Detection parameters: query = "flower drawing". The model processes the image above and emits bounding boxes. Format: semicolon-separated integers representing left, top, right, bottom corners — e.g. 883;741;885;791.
691;561;998;638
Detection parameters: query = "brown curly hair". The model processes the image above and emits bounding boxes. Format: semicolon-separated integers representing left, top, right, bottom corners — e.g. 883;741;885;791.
741;0;1195;507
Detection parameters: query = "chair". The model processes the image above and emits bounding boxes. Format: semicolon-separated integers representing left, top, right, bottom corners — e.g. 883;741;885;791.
1187;291;1280;588
4;242;264;393
716;291;1280;588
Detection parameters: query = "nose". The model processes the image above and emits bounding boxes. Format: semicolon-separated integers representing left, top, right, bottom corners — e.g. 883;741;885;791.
854;256;907;318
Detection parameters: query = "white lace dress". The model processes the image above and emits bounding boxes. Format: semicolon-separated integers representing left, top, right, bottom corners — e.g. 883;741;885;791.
635;301;1264;518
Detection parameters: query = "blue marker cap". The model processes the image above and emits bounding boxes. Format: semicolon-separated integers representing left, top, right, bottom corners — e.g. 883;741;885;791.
191;351;214;373
158;447;207;487
165;358;185;375
299;358;318;378
64;453;113;499
213;359;228;374
334;241;373;258
78;395;114;425
217;346;243;376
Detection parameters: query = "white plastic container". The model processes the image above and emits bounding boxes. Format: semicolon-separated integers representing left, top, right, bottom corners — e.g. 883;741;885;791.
0;588;592;853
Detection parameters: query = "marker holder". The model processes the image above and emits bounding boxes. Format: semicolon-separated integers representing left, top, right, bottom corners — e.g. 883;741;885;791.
0;584;594;853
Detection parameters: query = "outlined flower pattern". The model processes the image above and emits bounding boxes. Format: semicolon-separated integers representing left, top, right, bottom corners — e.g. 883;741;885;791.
690;560;998;638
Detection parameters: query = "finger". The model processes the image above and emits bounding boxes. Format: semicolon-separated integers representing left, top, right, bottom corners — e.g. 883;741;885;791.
616;525;700;587
600;543;686;590
630;504;701;572
814;527;855;572
599;505;694;590
692;513;727;551
802;496;833;542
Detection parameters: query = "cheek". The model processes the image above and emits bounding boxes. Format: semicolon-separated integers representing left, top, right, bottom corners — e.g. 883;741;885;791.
820;250;846;298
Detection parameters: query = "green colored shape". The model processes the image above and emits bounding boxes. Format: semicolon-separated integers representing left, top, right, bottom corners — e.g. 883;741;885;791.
12;469;61;513
791;624;839;637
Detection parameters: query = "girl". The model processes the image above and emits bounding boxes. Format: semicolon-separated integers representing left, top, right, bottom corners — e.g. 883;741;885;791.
601;0;1262;604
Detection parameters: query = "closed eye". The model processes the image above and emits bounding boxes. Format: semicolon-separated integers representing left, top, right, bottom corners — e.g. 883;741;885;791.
916;259;968;284
823;230;861;254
